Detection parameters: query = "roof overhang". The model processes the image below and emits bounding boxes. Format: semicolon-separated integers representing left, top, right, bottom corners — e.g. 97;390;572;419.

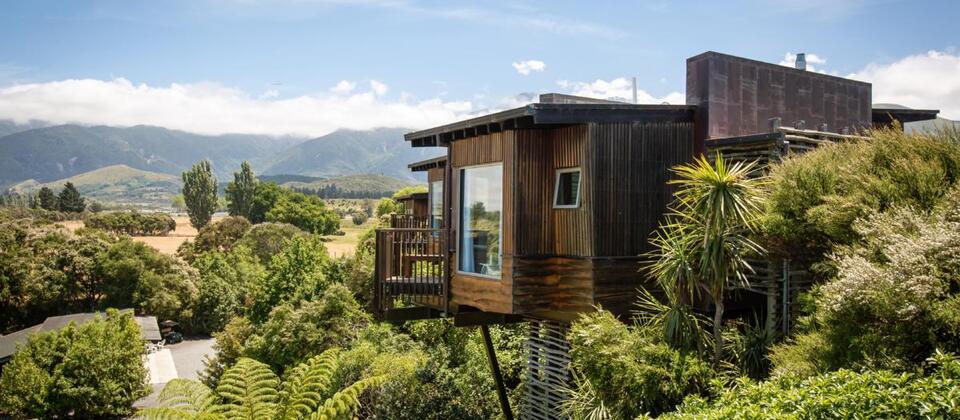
408;155;447;172
396;192;429;201
872;108;940;125
404;103;697;147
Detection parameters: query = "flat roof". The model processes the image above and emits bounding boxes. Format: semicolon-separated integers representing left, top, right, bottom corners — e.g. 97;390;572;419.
0;311;161;361
872;107;940;124
408;155;447;172
396;192;429;201
404;102;696;147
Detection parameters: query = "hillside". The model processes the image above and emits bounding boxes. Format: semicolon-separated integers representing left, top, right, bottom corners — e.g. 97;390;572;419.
0;124;304;185
9;165;181;207
276;173;415;197
261;127;444;182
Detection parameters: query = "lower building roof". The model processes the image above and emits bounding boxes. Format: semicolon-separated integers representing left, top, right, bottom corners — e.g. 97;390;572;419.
0;310;162;361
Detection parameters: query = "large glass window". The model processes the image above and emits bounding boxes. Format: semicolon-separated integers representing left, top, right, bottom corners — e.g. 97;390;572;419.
430;180;443;229
554;168;581;208
459;164;502;277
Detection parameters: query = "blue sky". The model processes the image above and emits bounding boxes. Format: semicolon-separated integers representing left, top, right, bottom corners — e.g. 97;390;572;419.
0;0;957;136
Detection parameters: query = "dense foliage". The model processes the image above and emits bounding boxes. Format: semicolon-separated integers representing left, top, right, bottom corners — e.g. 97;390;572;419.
0;215;200;334
0;310;148;418
56;181;86;213
182;160;218;229
764;126;960;263
143;348;387;420
567;311;714;418
664;351;960;419
266;192;340;235
85;211;177;236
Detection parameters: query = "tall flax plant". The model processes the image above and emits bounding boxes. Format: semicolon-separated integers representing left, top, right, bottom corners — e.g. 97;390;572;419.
646;154;765;366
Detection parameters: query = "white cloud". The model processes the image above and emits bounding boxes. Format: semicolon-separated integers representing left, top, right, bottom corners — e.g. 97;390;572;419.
512;60;546;76
330;80;356;94
369;80;388;96
0;78;474;137
559;78;685;105
779;52;836;75
850;50;960;119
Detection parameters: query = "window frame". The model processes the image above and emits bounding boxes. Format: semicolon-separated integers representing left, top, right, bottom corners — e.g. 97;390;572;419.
456;162;504;280
553;167;582;209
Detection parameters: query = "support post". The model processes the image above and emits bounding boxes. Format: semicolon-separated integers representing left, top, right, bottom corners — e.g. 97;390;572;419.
481;325;514;420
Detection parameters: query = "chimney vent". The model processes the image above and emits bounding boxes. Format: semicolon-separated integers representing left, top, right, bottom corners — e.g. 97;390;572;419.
795;53;807;71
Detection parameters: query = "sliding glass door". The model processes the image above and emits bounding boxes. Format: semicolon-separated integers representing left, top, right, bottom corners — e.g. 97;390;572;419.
458;164;502;277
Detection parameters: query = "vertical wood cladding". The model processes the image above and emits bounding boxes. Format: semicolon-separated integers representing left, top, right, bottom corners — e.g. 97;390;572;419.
687;52;872;143
514;125;592;257
427;167;444;183
449;132;513;314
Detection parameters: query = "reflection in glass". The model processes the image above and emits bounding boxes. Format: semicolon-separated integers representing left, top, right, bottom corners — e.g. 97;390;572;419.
459;165;502;277
430;180;443;229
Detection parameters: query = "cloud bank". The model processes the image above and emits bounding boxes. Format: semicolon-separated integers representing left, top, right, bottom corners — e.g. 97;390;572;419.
0;78;473;137
851;50;960;119
512;60;546;75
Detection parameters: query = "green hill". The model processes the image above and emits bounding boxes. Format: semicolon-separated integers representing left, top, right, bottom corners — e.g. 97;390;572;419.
9;165;181;208
267;173;415;197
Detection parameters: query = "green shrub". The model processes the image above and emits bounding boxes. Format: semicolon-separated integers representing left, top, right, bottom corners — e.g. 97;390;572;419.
770;194;960;376
244;284;370;372
85;211;177;236
567;310;714;418
250;235;330;321
190;215;252;255
375;197;401;217
764;127;960;263
266;192;340;235
0;310;148;418
664;351;960;419
235;222;305;265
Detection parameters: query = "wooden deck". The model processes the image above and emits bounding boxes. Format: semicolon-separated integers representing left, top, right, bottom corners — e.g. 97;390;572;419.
373;224;449;318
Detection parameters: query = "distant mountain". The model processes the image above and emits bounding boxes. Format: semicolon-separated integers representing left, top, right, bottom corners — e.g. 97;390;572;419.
9;165;181;207
0;120;48;138
0;124;304;185
261;128;444;182
274;174;415;196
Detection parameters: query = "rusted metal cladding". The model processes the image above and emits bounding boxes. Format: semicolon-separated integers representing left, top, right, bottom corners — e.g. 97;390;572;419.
687;52;872;143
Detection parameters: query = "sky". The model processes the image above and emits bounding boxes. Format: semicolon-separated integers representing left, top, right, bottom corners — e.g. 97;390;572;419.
0;0;957;137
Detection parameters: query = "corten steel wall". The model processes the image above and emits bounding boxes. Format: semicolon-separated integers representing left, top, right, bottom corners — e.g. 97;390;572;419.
686;52;872;145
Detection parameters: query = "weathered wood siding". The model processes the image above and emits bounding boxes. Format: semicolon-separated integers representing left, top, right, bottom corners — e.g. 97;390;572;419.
449;131;514;314
514;125;592;257
588;121;694;315
427;167;444;183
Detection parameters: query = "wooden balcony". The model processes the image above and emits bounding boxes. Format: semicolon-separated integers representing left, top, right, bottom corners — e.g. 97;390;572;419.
373;227;449;319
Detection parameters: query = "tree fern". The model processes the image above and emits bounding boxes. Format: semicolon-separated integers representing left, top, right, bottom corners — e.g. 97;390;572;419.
215;357;280;420
140;379;222;420
310;375;387;420
279;348;340;420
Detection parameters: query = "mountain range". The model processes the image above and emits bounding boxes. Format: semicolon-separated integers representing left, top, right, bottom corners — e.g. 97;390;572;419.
0;123;443;190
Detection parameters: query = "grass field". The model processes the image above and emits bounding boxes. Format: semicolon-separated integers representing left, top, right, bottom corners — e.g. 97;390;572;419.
323;216;375;258
61;214;369;258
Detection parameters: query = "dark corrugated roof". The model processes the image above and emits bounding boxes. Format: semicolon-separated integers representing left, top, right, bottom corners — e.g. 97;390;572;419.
408;155;447;172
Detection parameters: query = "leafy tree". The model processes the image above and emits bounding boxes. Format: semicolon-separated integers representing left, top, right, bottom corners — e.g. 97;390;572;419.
142;348;387;420
182;160;219;230
375;197;401;217
87;201;104;213
266;192;340;235
0;310;148;418
171;194;186;212
647;154;765;366
37;186;57;211
235;222;305;265
192;216;252;255
226;161;258;219
85;211;177;236
250;236;330;321
244;284;370;371
56;182;85;213
249;182;284;224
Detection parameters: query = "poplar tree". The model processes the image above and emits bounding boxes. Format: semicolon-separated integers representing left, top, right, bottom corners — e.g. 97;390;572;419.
182;160;218;229
226;161;257;219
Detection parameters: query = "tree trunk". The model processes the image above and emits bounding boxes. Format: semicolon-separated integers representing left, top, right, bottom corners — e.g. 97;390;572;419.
713;297;724;367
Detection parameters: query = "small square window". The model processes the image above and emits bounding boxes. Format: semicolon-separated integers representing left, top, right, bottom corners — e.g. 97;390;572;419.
554;168;581;208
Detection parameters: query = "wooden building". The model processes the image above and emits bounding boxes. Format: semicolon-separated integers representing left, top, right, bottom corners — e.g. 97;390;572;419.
372;50;940;419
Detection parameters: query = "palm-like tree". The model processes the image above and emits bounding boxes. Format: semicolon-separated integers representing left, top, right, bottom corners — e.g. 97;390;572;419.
646;154;765;366
140;348;386;420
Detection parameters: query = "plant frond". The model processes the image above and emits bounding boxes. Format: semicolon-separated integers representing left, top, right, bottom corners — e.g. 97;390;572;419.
559;370;612;420
155;378;218;412
215;357;280;420
279;348;341;420
310;374;388;420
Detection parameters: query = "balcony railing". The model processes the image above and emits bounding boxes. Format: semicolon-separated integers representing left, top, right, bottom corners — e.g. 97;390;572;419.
389;214;433;229
373;227;449;318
